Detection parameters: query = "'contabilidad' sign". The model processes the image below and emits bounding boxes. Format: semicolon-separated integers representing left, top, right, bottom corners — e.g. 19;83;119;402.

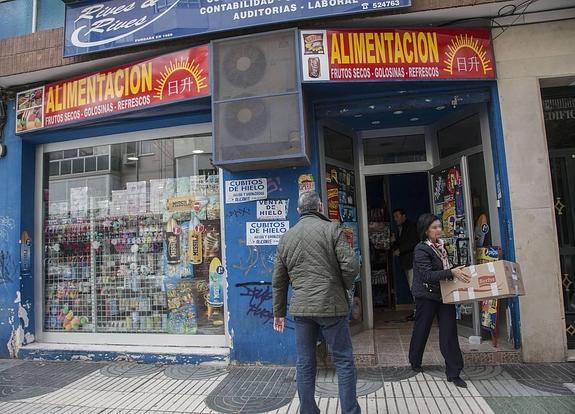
15;45;209;133
301;28;495;81
64;0;412;56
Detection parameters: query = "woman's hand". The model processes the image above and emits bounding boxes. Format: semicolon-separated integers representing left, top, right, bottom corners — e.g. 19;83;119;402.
451;266;470;283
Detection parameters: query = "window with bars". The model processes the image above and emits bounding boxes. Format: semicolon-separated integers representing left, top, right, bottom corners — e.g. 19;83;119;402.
43;136;224;335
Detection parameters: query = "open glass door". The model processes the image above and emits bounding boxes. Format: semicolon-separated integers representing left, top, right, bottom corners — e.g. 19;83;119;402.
430;158;480;333
319;124;365;329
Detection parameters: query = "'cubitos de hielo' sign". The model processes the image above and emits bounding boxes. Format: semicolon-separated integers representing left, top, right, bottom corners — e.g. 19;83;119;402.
64;0;412;56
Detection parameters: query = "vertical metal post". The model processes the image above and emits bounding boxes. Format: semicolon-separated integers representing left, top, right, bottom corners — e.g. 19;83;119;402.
460;155;481;337
31;0;38;32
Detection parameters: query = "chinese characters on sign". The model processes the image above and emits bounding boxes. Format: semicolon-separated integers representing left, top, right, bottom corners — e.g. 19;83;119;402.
16;45;209;133
300;28;495;81
64;0;412;56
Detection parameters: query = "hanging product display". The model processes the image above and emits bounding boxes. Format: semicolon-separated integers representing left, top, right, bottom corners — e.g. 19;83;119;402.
43;140;225;336
432;164;469;266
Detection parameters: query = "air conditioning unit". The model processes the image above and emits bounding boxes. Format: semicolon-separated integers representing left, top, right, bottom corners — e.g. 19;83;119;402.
212;30;309;171
214;32;298;101
123;153;138;166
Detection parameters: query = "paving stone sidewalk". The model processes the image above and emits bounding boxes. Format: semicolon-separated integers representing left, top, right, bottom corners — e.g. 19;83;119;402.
0;359;573;413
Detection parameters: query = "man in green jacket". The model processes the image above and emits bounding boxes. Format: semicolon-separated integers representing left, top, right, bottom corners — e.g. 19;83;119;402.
272;191;361;414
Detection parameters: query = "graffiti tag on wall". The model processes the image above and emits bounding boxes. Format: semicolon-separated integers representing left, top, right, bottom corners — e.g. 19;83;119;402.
232;240;275;277
237;282;293;330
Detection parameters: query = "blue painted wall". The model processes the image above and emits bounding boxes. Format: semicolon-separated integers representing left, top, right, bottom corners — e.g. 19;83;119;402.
223;118;321;364
0;99;35;358
223;168;310;364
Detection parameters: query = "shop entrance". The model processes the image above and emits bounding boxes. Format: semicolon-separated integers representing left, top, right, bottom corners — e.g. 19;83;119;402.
314;84;512;364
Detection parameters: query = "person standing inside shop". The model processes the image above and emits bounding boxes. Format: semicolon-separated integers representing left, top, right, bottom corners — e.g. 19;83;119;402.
392;208;419;321
409;213;470;388
272;191;361;414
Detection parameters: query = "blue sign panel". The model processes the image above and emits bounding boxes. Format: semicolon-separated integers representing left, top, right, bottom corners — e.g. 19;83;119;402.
64;0;411;56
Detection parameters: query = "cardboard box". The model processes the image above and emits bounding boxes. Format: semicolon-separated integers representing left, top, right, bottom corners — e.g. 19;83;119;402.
440;260;525;304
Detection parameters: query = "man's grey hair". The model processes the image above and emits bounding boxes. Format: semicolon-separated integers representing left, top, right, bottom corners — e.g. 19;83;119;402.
298;191;321;213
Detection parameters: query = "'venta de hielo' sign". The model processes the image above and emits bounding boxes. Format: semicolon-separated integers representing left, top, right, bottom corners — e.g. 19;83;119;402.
246;221;290;245
225;179;267;203
15;45;209;133
256;199;288;220
64;0;411;56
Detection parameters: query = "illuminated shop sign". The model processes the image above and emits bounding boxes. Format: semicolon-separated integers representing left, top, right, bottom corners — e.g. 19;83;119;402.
63;0;412;56
300;28;496;81
16;45;209;133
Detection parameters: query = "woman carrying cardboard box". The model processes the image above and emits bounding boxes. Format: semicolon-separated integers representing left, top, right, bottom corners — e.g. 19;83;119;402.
408;213;470;388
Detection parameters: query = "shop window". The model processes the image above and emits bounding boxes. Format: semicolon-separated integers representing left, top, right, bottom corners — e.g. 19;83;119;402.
139;141;156;156
49;161;59;176
37;0;65;31
79;147;93;157
97;155;109;171
0;0;32;40
437;114;482;158
363;134;426;165
43;135;224;335
324;128;354;165
60;160;71;175
49;151;63;161
84;157;97;172
63;149;78;159
72;158;84;175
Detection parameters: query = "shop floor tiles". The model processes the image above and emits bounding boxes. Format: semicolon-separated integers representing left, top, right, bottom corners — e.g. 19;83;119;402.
350;310;518;367
0;360;573;413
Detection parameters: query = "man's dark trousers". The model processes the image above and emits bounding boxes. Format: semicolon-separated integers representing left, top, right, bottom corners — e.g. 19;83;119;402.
294;316;361;414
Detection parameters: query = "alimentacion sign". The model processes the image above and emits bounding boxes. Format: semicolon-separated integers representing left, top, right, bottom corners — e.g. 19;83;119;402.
63;0;411;56
16;45;209;133
301;28;495;81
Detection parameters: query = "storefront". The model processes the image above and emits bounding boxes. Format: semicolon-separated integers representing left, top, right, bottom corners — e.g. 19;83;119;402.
297;29;520;362
10;45;235;360
0;1;525;365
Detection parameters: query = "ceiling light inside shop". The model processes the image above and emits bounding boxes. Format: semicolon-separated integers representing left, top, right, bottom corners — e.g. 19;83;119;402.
371;121;381;125
127;156;139;161
192;150;205;154
354;114;363;118
436;106;446;111
368;105;376;109
398;90;407;94
425;99;432;103
410;117;419;122
393;110;403;115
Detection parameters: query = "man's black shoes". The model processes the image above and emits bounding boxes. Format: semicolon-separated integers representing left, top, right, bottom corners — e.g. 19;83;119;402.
447;377;468;388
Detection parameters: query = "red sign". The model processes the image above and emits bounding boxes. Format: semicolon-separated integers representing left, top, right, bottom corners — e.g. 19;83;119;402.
16;45;209;133
301;28;495;82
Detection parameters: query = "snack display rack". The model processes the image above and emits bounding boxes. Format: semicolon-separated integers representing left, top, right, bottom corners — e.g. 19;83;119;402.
43;175;225;335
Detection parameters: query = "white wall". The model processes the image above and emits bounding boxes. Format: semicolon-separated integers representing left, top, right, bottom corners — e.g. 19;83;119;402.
493;19;575;362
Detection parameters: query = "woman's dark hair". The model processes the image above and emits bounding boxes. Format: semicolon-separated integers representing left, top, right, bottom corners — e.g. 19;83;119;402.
417;213;442;242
